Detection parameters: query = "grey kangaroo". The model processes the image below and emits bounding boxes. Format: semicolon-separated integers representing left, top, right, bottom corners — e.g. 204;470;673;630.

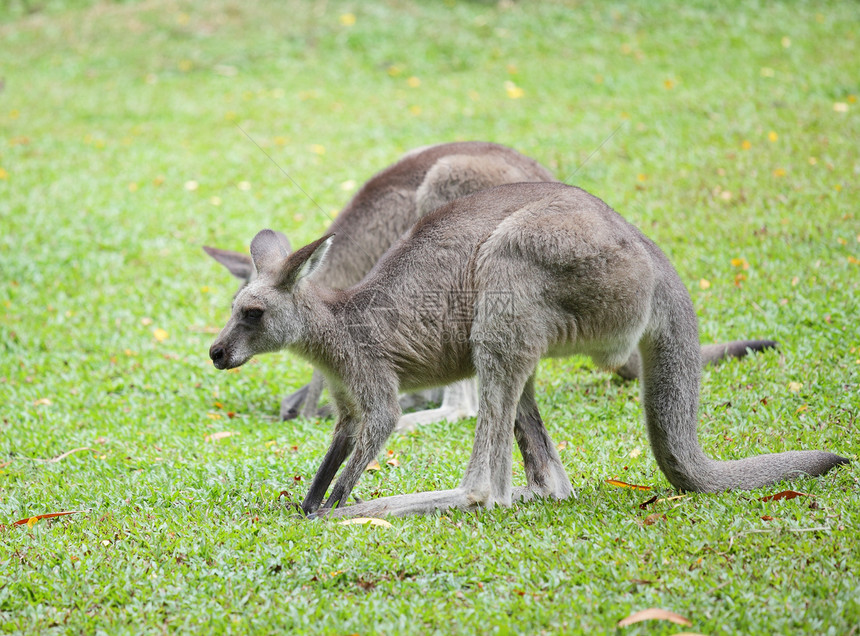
204;142;776;426
209;182;848;518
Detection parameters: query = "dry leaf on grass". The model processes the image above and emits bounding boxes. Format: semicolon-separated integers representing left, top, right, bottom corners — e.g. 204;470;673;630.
641;513;667;526
759;490;808;502
337;517;393;528
618;608;692;627
48;447;93;463
640;494;687;509
13;510;86;527
606;479;652;491
365;460;381;471
638;495;659;509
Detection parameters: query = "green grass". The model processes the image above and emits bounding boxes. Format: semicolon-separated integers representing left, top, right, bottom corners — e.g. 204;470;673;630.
1;0;858;633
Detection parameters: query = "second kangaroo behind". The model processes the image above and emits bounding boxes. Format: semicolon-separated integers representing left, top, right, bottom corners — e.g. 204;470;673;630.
209;182;848;518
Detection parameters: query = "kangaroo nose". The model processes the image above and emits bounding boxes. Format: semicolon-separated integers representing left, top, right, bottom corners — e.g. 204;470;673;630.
210;344;227;369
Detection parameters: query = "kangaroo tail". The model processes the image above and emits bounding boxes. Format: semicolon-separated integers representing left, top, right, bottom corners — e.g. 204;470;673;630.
700;339;778;365
616;339;778;381
638;278;848;493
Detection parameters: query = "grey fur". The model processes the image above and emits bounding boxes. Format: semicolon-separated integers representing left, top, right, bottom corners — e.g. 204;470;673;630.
204;142;777;423
209;182;848;518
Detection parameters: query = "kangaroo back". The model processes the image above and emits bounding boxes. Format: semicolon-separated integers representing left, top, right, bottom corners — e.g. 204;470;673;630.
318;141;555;289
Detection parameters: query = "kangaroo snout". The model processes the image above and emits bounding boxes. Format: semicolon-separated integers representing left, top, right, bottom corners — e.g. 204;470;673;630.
209;343;228;369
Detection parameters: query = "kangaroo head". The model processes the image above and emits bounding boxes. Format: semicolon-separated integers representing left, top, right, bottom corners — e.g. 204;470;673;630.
203;231;292;293
209;230;333;370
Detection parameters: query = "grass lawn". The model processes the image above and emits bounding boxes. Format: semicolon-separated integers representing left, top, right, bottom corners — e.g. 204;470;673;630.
1;0;858;633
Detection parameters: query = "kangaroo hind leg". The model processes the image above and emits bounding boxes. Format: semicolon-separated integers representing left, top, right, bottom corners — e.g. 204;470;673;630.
512;375;574;503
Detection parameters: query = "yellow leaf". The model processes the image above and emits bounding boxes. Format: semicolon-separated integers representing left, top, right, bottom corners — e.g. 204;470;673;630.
184;180;198;191
741;140;751;150
504;81;524;99
773;168;786;177
310;144;326;155
788;382;803;393
629;447;642;458
768;131;778;142
654;495;687;504
699;278;711;290
407;76;421;88
556;440;568;451
365;460;381;471
153;328;168;342
663;78;674;90
0;167;8;179
833;102;849;113
338;517;393;528
33;398;52;406
27;517;39;528
796;404;808;413
730;257;749;270
339;12;356;26
606;479;651;491
386;458;400;467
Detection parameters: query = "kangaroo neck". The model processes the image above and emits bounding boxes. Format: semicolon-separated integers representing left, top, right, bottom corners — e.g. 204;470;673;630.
286;284;355;373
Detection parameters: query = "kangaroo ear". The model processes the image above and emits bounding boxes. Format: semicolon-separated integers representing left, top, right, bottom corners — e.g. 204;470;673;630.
202;246;255;283
273;231;292;254
275;234;334;291
250;229;292;275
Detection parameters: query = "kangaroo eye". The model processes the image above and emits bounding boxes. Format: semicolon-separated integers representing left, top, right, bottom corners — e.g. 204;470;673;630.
244;307;264;322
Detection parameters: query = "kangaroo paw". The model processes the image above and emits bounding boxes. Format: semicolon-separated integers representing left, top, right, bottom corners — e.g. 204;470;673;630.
280;384;309;421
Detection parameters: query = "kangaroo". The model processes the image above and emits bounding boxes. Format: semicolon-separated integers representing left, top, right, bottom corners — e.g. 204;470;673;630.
209;182;848;518
205;142;776;426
